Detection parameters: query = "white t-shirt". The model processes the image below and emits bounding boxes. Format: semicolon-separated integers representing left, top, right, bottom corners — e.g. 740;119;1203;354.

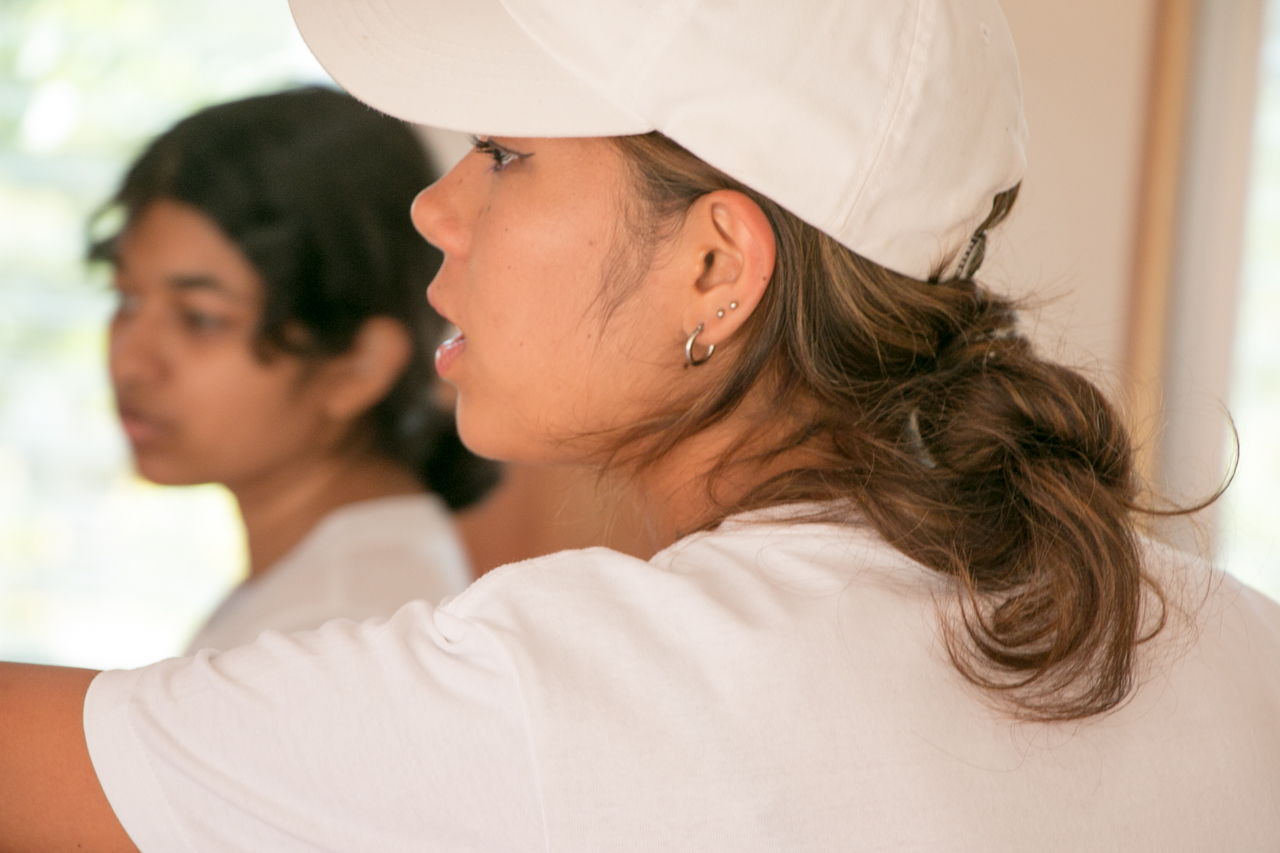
186;494;471;652
85;511;1280;852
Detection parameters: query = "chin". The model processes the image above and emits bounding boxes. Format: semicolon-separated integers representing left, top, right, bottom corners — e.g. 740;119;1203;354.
455;402;593;467
453;418;512;463
131;453;205;487
453;402;533;464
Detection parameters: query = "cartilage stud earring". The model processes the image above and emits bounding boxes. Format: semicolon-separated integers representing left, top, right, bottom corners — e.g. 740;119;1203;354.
729;301;739;310
717;309;726;318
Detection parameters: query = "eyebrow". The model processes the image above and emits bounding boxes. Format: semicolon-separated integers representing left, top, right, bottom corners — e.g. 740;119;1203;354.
166;273;248;301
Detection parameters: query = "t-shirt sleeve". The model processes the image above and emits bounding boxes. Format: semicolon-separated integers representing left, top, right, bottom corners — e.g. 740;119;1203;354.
83;599;546;853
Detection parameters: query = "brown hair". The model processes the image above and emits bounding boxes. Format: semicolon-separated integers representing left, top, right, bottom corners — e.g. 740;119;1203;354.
608;132;1165;722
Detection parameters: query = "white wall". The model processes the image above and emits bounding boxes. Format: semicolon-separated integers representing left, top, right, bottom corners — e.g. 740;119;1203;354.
988;0;1159;382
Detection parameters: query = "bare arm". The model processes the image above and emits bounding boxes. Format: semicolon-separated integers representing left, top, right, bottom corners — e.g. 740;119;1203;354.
0;664;137;852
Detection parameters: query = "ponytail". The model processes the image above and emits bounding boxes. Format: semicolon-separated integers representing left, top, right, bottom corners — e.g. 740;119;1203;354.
858;272;1149;718
610;132;1164;721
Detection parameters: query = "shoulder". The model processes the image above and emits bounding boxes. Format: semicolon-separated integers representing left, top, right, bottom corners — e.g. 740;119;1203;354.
442;545;656;621
1140;535;1279;617
455;512;916;595
203;495;470;644
88;598;546;851
1139;535;1280;655
439;515;939;671
317;493;460;553
303;493;471;594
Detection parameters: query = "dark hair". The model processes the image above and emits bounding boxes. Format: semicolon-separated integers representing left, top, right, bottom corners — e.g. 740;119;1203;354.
90;87;498;510
608;132;1173;722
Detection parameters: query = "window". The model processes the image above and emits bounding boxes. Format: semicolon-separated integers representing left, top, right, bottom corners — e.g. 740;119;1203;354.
0;0;329;668
1150;0;1280;601
1220;0;1280;601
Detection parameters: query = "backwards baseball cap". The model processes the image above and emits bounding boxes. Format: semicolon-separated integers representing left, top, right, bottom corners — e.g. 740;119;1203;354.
288;0;1028;281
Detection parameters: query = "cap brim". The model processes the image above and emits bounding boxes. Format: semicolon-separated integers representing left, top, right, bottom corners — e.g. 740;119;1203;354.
289;0;651;137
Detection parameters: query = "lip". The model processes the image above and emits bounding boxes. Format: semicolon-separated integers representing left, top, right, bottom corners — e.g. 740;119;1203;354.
435;332;465;377
426;276;465;378
116;403;174;446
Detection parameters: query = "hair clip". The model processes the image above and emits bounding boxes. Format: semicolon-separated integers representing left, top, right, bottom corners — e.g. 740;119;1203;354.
954;230;987;281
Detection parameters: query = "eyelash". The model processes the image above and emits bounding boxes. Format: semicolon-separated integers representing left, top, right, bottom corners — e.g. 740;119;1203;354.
469;135;530;172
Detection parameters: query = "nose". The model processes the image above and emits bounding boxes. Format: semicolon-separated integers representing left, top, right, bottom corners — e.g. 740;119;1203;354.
108;299;169;391
410;159;475;258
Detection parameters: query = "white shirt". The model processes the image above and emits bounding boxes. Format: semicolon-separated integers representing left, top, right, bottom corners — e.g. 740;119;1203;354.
85;511;1280;852
186;494;472;652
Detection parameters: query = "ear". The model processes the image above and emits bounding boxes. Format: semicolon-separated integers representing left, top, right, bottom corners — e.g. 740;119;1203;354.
320;316;413;422
674;189;776;350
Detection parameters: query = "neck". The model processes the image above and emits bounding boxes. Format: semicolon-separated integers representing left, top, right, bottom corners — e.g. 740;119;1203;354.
633;392;818;549
229;451;424;578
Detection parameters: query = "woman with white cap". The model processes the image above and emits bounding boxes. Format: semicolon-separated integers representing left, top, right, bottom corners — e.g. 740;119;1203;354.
3;1;1279;850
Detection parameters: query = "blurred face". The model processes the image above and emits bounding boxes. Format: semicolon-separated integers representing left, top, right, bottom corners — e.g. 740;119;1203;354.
412;137;683;464
108;200;339;487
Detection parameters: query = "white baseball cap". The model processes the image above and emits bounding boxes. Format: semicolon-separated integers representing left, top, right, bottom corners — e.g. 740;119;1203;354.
288;0;1028;281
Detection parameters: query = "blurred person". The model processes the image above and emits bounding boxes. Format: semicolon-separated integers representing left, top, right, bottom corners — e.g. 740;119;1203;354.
94;87;500;651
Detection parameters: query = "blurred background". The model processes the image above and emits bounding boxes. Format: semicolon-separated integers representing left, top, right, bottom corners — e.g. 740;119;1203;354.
0;0;327;667
0;0;1276;669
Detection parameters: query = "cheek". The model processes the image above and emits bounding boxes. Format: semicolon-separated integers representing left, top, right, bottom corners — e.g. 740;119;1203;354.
456;232;676;461
470;205;609;372
451;212;622;458
140;354;324;483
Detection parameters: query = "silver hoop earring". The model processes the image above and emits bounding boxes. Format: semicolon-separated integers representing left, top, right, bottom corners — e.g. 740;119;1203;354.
684;323;714;367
